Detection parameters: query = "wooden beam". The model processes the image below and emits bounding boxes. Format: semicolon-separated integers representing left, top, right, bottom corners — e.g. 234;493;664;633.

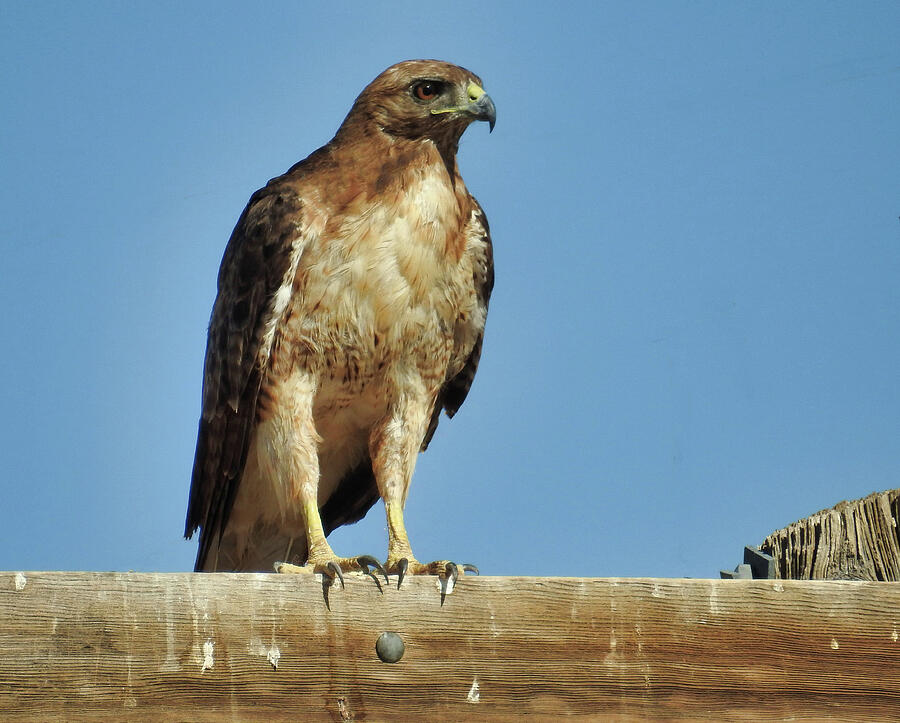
3;572;899;719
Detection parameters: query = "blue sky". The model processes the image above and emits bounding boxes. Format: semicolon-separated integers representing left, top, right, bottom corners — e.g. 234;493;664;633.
2;2;898;578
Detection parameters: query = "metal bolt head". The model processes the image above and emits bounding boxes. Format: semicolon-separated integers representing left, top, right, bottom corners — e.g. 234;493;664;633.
375;631;404;663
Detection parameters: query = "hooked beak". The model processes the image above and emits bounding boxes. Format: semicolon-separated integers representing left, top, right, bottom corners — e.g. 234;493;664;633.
464;82;496;132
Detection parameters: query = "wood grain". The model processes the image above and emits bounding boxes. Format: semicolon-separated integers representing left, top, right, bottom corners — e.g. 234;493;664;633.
2;572;900;720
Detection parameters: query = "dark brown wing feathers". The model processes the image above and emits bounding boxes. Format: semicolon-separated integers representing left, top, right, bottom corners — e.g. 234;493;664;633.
320;458;381;537
185;182;303;569
422;204;494;450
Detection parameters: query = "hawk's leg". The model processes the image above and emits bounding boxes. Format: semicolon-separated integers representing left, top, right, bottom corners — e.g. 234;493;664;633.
370;392;478;589
266;375;387;587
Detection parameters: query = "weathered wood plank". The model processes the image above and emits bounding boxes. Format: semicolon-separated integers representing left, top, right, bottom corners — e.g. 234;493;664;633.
2;572;900;720
761;488;900;580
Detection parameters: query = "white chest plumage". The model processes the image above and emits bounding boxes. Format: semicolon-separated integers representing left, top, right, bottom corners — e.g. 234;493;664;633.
281;169;470;389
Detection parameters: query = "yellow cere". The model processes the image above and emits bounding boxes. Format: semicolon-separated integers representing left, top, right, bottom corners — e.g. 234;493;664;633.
467;82;485;101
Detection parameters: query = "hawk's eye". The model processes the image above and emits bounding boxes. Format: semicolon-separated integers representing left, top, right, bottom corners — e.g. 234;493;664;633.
413;81;442;101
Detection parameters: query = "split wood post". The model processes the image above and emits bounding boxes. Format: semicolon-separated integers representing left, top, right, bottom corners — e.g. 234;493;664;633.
760;488;900;580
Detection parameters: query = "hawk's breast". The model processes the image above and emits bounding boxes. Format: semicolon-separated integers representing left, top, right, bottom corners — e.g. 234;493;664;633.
272;166;471;394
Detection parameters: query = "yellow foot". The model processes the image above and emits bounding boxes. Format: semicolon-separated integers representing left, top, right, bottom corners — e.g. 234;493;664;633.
385;557;479;590
275;554;389;589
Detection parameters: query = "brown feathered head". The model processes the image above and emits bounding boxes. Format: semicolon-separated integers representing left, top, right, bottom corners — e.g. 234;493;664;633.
338;60;496;146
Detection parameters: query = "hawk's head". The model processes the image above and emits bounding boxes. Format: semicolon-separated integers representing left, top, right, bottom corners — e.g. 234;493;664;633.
341;60;496;146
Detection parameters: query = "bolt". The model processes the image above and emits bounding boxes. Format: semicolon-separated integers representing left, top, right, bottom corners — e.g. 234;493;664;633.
375;631;405;663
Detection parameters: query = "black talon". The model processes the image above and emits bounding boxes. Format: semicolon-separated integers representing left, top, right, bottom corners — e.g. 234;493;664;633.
462;563;480;576
397;558;409;589
357;558;382;592
446;561;459;585
358;555;389;587
439;567;455;607
326;561;344;589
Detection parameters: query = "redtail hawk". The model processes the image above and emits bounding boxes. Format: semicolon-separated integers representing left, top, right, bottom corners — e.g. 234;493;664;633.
185;60;495;588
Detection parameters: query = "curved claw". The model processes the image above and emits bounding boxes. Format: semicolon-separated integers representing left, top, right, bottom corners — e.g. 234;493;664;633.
325;560;345;589
357;555;389;587
462;563;480;576
440;562;459;608
445;561;460;586
397;558;409;589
